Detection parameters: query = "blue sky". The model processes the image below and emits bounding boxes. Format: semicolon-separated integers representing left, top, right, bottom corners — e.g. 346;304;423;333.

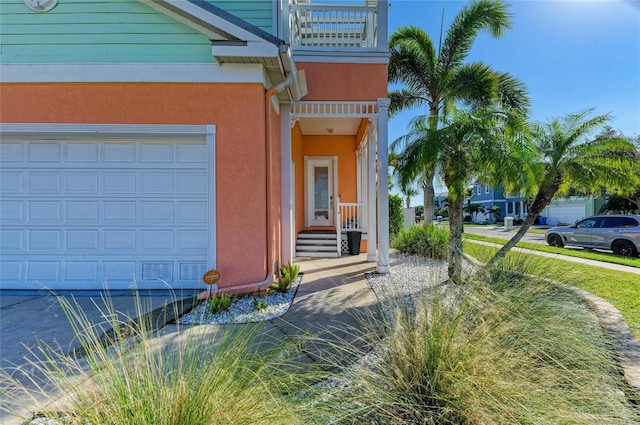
387;0;640;199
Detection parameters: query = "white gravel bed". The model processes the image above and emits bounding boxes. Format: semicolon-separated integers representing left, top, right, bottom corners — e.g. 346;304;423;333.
177;275;302;325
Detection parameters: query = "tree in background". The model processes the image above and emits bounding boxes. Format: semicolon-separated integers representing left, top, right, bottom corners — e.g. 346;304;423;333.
489;110;640;265
389;194;405;238
389;0;520;224
464;203;486;222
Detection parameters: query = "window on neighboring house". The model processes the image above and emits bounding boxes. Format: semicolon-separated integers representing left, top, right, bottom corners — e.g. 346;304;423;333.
507;204;513;214
485;186;490;194
476;186;481;195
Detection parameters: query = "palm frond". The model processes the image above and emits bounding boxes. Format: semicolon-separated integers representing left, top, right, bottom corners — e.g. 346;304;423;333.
389;89;430;118
438;0;512;77
389;26;437;89
448;62;498;110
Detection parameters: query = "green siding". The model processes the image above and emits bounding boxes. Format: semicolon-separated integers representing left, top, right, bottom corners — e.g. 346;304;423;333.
0;0;216;63
209;0;273;32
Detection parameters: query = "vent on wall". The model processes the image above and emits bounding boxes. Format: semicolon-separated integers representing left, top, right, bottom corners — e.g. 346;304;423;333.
180;263;207;281
142;262;172;282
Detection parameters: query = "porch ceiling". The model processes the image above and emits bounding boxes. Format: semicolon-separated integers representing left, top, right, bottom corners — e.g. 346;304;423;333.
298;117;361;135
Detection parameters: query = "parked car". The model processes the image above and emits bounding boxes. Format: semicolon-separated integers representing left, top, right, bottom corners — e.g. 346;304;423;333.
545;215;640;257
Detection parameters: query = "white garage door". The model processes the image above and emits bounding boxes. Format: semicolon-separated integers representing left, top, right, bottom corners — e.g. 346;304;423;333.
0;131;213;291
545;205;585;226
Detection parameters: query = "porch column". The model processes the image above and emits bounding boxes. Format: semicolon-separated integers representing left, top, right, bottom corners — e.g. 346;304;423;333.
376;98;390;273
281;106;294;263
367;123;377;262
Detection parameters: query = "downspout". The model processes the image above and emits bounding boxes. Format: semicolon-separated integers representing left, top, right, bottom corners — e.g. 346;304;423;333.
197;48;296;300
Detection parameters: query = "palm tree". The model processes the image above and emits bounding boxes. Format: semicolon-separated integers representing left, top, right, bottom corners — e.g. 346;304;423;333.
487;205;502;223
395;108;525;282
489;110;640;265
464;203;485;222
389;0;523;224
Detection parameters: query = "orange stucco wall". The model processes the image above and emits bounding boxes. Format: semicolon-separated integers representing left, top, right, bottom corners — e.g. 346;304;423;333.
302;134;358;204
296;63;388;101
0;82;274;288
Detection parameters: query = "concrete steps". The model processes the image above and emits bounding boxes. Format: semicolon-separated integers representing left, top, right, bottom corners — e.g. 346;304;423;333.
295;231;339;258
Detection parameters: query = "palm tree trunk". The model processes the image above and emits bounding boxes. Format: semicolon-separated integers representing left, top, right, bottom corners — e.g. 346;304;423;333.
422;174;435;228
488;176;562;266
448;196;464;284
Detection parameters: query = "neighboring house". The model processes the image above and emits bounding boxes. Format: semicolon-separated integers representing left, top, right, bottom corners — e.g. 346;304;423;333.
470;182;528;223
541;197;606;226
0;0;390;294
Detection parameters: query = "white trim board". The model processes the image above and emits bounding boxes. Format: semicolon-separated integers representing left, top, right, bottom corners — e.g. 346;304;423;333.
0;63;269;85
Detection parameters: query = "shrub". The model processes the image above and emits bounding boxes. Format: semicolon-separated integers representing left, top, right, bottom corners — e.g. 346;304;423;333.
389;193;405;238
208;291;233;314
271;261;300;293
392;223;448;259
252;292;269;310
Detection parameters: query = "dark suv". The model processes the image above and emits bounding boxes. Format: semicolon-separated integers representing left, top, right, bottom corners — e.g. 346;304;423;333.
545;215;640;257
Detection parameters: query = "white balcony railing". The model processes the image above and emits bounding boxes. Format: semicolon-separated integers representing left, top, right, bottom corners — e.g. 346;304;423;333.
289;1;387;52
339;202;362;231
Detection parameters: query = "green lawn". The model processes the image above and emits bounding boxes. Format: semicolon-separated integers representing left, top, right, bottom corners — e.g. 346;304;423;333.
464;242;640;340
463;232;640;268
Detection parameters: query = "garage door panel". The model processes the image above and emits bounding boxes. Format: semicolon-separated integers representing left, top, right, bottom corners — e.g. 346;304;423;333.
140;201;174;222
64;262;99;282
29;229;62;250
0;201;24;222
103;261;137;283
0;171;23;192
177;171;208;194
104;172;136;193
104;201;136;223
28;172;61;193
141;172;174;194
27;261;60;283
177;143;207;163
66;201;99;223
141;230;174;250
0;142;23;161
103;143;135;162
65;142;98;162
104;230;136;250
65;172;99;193
1;230;23;250
67;230;99;251
28;200;61;222
0;261;23;284
178;202;207;222
28;142;61;162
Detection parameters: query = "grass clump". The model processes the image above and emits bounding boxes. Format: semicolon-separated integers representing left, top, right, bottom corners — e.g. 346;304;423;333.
305;257;638;424
392;223;448;259
0;295;305;425
207;291;233;314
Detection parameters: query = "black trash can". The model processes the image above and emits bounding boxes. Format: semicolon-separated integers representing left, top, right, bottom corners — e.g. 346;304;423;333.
346;231;362;255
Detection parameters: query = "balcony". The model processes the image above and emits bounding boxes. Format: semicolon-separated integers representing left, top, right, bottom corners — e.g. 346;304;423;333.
288;0;388;56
